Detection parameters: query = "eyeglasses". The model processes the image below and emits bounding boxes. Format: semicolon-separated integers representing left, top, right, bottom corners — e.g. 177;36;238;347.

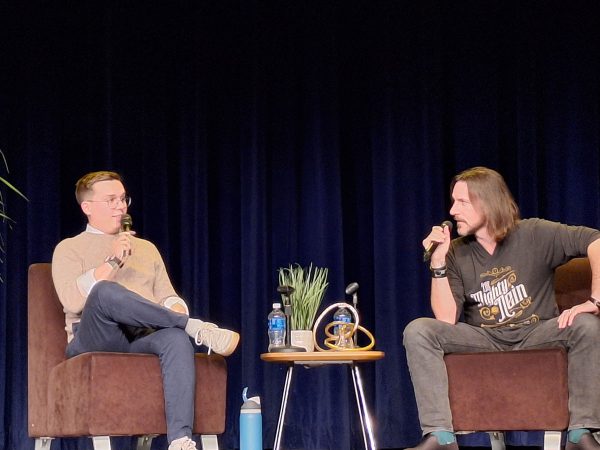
86;195;132;209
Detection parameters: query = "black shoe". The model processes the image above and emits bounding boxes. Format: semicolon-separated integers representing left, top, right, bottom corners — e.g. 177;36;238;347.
407;434;458;450
566;433;600;450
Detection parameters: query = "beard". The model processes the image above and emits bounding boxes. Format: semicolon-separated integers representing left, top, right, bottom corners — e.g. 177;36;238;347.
455;217;486;237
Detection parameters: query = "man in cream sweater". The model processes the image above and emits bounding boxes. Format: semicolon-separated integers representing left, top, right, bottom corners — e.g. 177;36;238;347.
52;171;239;450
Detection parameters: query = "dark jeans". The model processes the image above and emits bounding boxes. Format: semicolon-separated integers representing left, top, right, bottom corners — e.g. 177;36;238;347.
403;315;600;436
66;281;193;443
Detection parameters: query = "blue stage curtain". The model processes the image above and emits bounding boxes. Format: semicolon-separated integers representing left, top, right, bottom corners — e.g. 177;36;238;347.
1;2;600;449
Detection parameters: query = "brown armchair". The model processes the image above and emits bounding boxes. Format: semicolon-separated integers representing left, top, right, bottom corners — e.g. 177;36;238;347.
444;257;594;450
27;263;228;450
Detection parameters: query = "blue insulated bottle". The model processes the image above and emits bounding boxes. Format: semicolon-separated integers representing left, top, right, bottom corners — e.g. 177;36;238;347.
240;387;262;450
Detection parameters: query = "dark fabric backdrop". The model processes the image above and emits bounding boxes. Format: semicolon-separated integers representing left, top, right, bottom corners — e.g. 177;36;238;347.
1;1;600;449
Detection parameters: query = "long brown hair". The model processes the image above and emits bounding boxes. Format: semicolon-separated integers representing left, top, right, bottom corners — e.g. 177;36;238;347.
451;167;520;241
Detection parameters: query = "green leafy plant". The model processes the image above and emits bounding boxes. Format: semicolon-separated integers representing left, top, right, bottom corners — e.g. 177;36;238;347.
0;149;29;282
278;263;329;330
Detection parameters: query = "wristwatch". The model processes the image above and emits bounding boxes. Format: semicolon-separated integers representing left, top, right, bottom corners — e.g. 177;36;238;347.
105;255;123;270
430;264;448;279
591;296;600;310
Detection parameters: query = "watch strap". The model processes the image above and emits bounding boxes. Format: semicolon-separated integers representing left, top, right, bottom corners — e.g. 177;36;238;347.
430;265;448;279
105;255;123;270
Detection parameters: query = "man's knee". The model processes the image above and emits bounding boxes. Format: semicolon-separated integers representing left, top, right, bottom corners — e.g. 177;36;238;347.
86;281;121;308
571;313;600;340
90;280;122;297
403;317;441;347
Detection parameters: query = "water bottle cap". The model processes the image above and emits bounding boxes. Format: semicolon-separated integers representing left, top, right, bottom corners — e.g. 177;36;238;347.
272;302;281;309
242;387;261;407
241;396;261;409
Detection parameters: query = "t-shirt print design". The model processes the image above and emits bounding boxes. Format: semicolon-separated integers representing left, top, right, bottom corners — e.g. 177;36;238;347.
470;266;538;328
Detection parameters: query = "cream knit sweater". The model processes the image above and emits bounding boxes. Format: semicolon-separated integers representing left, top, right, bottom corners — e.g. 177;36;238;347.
52;229;179;342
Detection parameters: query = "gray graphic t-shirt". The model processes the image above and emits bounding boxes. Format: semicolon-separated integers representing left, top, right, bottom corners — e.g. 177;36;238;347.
446;218;600;344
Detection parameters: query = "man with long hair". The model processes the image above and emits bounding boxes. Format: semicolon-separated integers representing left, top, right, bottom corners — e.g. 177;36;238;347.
404;167;600;450
53;171;240;450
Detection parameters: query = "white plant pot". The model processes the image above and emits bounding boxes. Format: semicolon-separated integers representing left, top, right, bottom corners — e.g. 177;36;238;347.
290;329;315;352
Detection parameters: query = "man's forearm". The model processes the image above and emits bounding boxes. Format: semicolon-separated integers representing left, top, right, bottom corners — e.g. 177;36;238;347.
431;278;458;323
587;238;600;312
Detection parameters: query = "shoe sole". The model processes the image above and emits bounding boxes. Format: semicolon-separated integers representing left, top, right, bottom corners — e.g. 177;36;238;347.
214;331;240;356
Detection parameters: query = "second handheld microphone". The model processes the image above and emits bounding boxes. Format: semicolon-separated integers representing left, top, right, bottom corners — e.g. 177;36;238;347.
121;214;133;255
423;220;453;262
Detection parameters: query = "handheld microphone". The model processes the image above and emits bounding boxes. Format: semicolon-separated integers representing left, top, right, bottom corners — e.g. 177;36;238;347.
121;214;133;232
423;220;453;262
121;214;133;255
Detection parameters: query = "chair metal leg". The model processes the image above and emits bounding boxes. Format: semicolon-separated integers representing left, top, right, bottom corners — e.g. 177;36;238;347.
488;432;506;450
91;436;112;450
200;434;219;450
136;435;157;450
34;437;53;450
350;364;377;450
273;364;294;450
543;431;562;450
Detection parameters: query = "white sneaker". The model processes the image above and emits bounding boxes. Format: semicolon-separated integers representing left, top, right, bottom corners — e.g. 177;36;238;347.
185;319;240;356
168;436;197;450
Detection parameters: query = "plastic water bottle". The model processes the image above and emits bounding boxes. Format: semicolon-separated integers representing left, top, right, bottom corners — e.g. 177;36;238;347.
333;306;352;329
333;306;353;348
240;387;262;450
268;302;286;351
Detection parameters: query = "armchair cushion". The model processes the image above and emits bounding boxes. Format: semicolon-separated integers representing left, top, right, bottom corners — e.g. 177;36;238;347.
47;352;226;436
445;348;569;431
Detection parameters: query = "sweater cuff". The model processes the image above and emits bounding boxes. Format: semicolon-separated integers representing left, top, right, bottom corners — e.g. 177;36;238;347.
163;296;189;315
76;269;98;297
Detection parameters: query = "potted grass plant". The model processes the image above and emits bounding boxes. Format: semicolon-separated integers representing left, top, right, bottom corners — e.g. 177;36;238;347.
0;149;29;282
278;263;329;351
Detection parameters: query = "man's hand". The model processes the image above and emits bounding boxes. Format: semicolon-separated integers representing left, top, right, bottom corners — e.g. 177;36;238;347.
423;224;452;267
557;300;598;328
111;231;133;263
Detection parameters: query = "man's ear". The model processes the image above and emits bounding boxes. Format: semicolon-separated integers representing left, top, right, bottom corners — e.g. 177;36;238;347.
80;201;92;217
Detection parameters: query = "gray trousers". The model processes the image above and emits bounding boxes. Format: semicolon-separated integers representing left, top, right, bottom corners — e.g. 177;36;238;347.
403;314;600;436
66;281;194;443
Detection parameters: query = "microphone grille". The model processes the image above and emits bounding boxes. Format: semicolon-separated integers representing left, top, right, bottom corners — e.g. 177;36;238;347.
277;285;295;295
442;220;453;232
345;282;359;295
121;214;133;229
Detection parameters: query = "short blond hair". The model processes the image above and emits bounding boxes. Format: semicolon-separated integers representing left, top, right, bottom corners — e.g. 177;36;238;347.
451;167;520;241
75;171;123;204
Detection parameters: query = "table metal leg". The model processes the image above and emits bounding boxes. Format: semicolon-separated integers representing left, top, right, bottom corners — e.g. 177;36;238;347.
351;366;368;450
351;364;377;450
274;364;294;450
